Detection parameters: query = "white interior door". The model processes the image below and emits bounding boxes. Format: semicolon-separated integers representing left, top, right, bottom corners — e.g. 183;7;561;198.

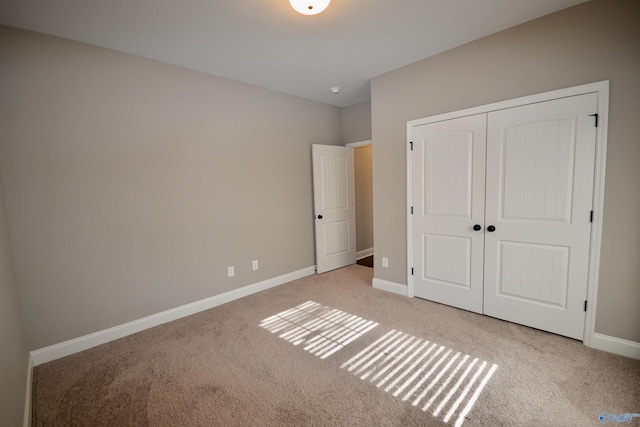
312;144;356;274
411;114;487;313
483;93;597;340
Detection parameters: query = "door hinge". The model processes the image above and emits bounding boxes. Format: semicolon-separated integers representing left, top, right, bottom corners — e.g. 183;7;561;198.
584;300;588;312
410;141;413;151
411;268;414;275
590;210;594;223
589;113;599;127
411;206;413;215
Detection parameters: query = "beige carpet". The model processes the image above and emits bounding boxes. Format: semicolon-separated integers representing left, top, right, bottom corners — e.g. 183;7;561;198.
33;265;640;426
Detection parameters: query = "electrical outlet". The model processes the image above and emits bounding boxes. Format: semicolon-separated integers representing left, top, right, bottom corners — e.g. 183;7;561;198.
227;266;235;277
382;257;389;268
252;260;259;271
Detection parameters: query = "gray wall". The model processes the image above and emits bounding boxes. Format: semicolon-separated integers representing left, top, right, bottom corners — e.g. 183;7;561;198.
371;0;640;342
342;101;373;254
353;146;373;253
0;167;28;427
0;26;342;349
342;100;372;144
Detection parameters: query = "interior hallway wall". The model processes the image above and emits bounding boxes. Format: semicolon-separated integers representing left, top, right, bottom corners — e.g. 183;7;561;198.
353;146;373;254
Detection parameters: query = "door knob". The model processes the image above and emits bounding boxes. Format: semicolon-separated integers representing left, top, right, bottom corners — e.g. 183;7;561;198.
473;224;482;231
317;215;323;219
487;225;496;232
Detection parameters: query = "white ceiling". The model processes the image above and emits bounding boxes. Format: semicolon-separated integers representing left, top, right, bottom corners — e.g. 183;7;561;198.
0;0;588;107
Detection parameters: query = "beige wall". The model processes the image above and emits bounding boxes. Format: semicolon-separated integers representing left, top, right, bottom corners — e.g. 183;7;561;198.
371;0;640;342
342;100;372;144
353;146;373;253
0;168;28;426
0;26;342;349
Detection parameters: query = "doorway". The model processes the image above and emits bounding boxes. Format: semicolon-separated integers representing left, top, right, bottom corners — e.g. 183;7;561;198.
311;140;373;273
349;141;373;268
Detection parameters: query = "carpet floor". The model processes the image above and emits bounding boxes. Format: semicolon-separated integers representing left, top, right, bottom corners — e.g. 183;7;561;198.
33;265;640;426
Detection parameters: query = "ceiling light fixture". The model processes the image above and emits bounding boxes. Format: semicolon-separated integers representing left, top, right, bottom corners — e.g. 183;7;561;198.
289;0;331;16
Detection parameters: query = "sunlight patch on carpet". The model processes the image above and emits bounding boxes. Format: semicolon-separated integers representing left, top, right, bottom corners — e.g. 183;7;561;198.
259;301;378;359
341;330;498;427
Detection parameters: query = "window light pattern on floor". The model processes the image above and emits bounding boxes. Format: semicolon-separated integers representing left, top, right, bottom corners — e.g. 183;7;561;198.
259;301;378;359
341;330;498;427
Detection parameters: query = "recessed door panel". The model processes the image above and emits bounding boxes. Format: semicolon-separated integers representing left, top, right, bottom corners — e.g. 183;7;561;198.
422;233;471;288
498;241;569;307
320;154;349;210
322;220;350;256
501;118;575;222
423;133;473;218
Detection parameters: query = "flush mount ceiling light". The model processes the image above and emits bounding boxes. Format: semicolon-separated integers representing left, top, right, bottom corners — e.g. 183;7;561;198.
289;0;331;16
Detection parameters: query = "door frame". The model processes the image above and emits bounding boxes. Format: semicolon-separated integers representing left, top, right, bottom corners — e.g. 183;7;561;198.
406;81;609;346
346;140;372;148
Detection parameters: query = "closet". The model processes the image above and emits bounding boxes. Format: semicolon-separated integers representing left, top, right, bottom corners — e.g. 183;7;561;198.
409;92;598;340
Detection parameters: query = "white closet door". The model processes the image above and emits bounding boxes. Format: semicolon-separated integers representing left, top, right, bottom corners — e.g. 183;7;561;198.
483;93;597;340
412;114;487;313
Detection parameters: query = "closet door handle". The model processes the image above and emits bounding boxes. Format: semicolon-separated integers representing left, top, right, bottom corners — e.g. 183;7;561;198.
473;224;482;231
487;225;496;232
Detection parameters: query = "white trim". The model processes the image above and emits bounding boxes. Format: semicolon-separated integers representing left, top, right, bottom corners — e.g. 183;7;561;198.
372;278;408;296
23;355;33;427
356;247;374;260
407;120;415;298
581;83;609;349
30;266;316;365
407;81;609;128
346;139;372;148
407;81;611;353
589;333;640;360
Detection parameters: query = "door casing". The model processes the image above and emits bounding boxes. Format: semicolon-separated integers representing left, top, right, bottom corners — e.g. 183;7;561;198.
406;81;609;346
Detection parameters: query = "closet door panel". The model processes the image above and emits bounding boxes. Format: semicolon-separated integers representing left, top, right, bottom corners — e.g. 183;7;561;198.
484;93;597;340
412;114;486;314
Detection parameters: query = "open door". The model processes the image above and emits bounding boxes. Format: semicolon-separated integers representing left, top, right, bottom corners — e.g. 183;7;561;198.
312;144;356;273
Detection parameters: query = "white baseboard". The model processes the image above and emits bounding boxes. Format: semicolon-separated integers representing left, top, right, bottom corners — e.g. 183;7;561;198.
356;247;374;260
30;266;316;366
23;355;33;427
372;278;408;297
588;332;640;360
